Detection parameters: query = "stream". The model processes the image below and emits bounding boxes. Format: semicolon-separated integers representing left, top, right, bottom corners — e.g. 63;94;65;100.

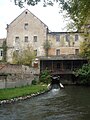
0;86;90;120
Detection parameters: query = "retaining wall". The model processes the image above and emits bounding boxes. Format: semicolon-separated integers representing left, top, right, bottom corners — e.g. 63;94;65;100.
0;64;40;89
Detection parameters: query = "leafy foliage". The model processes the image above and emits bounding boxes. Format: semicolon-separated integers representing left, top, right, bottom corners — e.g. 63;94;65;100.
14;0;40;8
12;46;35;66
40;69;51;84
80;40;90;61
13;0;90;30
60;0;90;30
2;40;7;62
74;64;90;85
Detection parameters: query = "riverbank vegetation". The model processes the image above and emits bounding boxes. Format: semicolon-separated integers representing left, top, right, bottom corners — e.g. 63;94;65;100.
0;85;47;101
39;69;51;84
74;64;90;86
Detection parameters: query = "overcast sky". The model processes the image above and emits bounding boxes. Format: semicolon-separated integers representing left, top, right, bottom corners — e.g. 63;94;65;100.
0;0;67;38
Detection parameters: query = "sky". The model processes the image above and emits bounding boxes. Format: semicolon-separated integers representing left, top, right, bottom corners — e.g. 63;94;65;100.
0;0;68;38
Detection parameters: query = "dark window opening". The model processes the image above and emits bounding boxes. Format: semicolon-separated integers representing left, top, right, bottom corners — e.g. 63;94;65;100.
24;23;28;30
56;35;60;42
33;36;37;42
56;49;60;56
75;49;79;55
25;36;28;42
0;50;3;56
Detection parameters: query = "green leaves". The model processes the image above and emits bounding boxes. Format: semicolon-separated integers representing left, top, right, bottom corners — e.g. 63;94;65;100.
40;69;51;84
12;45;35;66
74;64;90;85
80;40;90;61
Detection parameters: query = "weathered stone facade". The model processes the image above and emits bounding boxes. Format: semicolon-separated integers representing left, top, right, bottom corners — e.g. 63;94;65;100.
0;64;40;89
6;9;48;62
48;32;84;56
6;9;85;63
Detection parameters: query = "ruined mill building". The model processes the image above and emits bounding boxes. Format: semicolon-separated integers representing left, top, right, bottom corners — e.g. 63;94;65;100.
0;9;87;81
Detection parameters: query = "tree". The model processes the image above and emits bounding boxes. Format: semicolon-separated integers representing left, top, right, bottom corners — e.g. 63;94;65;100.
74;64;90;85
80;40;90;61
2;40;7;62
60;0;90;30
12;45;35;66
13;0;90;30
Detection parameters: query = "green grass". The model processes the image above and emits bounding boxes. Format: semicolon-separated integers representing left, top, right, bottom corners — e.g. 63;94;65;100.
0;85;47;100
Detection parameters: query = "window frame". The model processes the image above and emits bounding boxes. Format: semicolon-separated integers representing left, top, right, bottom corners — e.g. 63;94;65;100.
33;36;37;42
56;49;60;56
56;34;60;42
15;36;19;43
24;23;28;30
24;36;28;42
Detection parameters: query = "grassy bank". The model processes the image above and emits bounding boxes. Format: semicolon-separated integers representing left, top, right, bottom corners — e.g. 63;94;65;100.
0;85;47;100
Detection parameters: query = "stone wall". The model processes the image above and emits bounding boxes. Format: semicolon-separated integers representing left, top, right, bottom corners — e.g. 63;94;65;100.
0;64;40;89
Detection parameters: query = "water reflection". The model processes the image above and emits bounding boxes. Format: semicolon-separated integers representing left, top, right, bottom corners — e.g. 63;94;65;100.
0;86;90;120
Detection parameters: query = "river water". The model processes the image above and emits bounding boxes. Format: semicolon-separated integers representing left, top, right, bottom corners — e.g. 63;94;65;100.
0;86;90;120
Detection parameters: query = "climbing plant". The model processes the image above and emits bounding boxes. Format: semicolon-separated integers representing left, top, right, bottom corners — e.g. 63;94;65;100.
2;40;7;62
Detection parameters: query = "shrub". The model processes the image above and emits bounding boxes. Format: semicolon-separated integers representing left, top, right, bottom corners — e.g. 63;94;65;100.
39;69;51;84
74;64;90;85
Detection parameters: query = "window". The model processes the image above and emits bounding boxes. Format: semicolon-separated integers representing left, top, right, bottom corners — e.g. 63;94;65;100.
56;49;60;56
25;11;28;14
24;23;28;30
34;50;37;56
15;37;19;43
56;35;60;42
0;50;3;56
24;36;28;42
66;34;70;42
33;36;37;42
75;34;78;41
75;49;79;55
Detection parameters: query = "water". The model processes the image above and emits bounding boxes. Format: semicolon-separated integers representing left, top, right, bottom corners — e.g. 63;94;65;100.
0;86;90;120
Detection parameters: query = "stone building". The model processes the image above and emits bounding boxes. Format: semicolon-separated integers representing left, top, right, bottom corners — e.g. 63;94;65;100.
6;9;85;63
0;9;87;86
6;9;48;63
47;32;84;56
